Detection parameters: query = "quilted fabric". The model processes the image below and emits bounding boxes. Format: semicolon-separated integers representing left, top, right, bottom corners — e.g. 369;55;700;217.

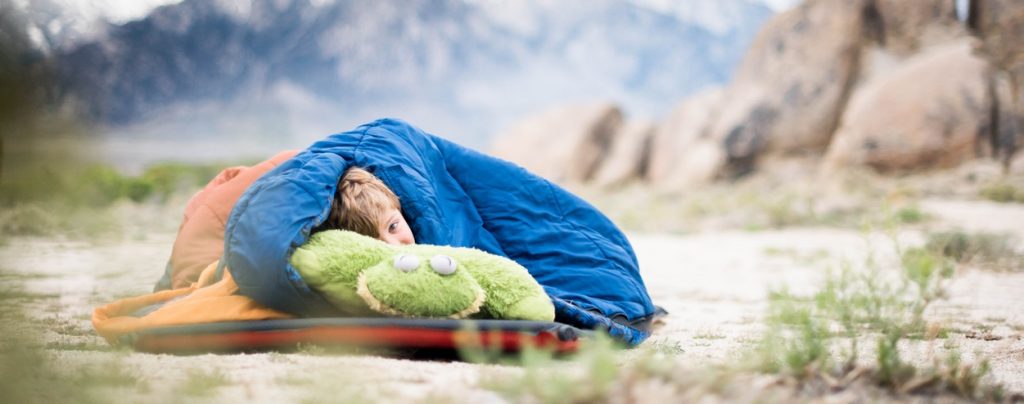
224;118;657;344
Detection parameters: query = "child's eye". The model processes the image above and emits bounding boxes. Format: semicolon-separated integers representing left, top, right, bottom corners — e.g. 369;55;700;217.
388;222;399;233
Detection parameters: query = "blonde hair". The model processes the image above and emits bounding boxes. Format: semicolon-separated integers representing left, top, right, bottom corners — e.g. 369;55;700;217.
314;167;401;237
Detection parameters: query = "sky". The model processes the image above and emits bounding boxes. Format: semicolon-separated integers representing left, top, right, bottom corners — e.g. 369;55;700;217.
16;0;184;23
45;0;803;25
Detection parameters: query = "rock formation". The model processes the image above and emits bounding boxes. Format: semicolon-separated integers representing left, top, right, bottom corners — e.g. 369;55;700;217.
706;0;866;177
592;120;655;188
646;88;725;189
968;0;1024;167
824;41;990;171
490;0;1024;188
490;103;623;184
867;0;963;56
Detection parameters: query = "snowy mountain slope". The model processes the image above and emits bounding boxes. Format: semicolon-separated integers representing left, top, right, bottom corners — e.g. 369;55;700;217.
29;0;780;144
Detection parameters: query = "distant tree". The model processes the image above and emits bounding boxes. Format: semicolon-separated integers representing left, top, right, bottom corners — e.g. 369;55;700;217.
0;1;57;181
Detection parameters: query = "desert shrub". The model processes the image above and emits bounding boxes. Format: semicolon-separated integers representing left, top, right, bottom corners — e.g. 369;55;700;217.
0;204;56;237
0;159;252;238
979;182;1024;203
893;205;927;224
0;161;233;209
750;237;1004;400
138;162;228;203
475;333;621;403
926;231;1023;271
180;369;230;397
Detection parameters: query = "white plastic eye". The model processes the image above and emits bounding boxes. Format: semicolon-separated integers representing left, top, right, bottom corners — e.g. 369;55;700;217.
393;254;420;272
430;255;457;275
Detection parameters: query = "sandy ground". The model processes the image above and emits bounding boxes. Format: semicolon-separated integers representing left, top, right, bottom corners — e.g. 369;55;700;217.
0;199;1022;402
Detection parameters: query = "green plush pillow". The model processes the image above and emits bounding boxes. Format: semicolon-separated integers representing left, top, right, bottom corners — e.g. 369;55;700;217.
290;230;555;321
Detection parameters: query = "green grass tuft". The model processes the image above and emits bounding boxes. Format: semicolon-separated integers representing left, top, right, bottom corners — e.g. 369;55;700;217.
894;205;928;224
476;332;623;403
746;234;1005;399
180;369;230;397
979;181;1024;203
926;231;1023;271
0;157;257;239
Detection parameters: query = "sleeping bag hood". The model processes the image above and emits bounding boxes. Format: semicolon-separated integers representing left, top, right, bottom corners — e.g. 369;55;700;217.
224;119;658;345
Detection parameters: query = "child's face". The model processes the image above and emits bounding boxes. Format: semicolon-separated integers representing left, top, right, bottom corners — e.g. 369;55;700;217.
378;208;415;245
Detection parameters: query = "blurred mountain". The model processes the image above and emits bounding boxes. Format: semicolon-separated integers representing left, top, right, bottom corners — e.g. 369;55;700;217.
17;0;779;146
8;0;182;52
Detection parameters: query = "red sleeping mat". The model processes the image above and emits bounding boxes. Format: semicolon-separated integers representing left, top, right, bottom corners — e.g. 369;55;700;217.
126;318;586;356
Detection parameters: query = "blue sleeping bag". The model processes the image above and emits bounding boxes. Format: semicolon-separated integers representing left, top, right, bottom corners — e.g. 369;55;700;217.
224;118;658;345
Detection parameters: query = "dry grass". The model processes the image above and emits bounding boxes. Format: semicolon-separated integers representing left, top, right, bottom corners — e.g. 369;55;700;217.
979;181;1024;203
926;230;1024;271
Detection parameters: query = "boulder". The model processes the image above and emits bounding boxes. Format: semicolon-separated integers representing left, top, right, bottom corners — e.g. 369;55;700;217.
991;72;1020;163
969;0;1024;77
489;102;623;184
646;88;726;189
855;0;967;83
969;0;1024;167
823;41;991;172
867;0;964;55
592;120;654;188
658;138;726;191
707;0;867;177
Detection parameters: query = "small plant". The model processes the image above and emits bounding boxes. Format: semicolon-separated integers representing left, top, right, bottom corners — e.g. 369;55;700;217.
875;329;915;387
180;369;230;397
475;332;624;403
0;282;134;404
0;158;254;239
893;205;928;224
45;340;111;352
979;181;1024;203
901;247;954;304
747;233;1005;399
693;330;726;340
0;205;57;237
73;363;140;389
757;287;840;377
645;338;685;356
926;231;1023;271
475;330;759;403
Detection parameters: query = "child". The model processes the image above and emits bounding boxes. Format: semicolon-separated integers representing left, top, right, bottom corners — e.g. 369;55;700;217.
96;165;411;343
108;119;656;348
156;157;410;291
313;167;415;246
224;118;658;345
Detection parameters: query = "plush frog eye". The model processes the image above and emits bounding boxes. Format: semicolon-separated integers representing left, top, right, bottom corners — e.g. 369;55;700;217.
429;255;457;275
393;254;420;272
